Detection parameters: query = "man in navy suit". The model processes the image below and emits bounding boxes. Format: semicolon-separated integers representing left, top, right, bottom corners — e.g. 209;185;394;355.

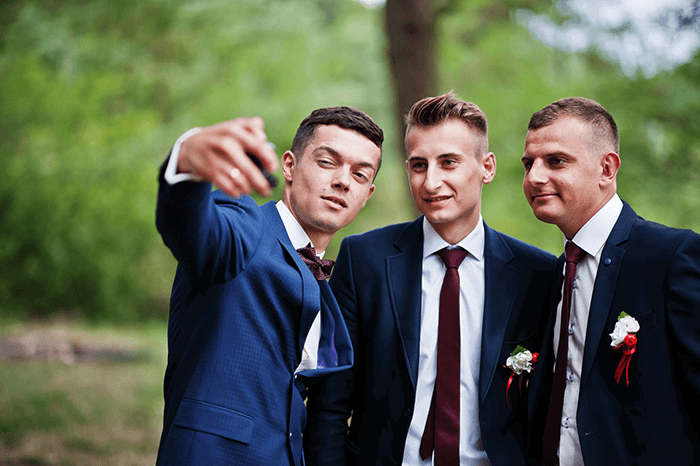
155;107;383;465
522;97;700;466
304;92;557;465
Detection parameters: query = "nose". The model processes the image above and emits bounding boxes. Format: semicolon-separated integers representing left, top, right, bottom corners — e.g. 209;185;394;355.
333;167;351;191
525;159;547;186
423;165;443;193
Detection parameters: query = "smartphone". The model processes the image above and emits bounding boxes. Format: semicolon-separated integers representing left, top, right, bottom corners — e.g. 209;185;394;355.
247;142;278;188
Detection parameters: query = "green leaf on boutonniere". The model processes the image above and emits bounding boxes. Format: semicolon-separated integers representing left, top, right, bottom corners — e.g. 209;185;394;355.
511;345;528;356
617;311;630;321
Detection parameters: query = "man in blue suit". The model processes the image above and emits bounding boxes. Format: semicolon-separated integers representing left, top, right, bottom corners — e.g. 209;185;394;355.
304;92;557;465
155;107;383;465
522;97;700;466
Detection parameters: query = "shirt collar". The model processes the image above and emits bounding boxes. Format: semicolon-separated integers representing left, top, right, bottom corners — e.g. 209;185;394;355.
422;215;485;261
569;193;623;257
276;201;324;258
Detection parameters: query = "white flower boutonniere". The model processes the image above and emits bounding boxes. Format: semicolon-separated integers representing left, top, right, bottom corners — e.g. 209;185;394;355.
504;345;538;409
609;312;639;386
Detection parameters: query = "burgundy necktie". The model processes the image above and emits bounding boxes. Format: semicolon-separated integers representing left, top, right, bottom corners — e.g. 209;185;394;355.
541;241;585;466
296;243;334;280
420;247;468;465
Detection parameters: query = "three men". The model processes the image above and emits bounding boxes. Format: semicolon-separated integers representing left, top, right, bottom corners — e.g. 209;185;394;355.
155;107;383;465
304;92;556;465
523;97;700;466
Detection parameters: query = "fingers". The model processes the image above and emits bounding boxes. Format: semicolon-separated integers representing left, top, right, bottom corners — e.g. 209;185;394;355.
177;117;280;198
231;117;279;173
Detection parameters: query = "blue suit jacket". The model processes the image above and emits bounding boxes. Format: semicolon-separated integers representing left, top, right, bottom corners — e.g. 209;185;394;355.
528;201;700;466
304;217;557;466
155;169;352;466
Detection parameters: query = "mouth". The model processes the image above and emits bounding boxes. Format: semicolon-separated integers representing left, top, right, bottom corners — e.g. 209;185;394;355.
424;195;452;204
530;192;558;203
322;196;347;208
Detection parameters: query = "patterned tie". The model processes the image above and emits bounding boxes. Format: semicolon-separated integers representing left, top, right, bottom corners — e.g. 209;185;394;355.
541;241;585;466
296;243;335;280
296;243;337;369
420;247;468;465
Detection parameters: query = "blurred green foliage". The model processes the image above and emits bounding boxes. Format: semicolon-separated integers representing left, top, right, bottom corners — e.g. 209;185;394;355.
1;0;699;321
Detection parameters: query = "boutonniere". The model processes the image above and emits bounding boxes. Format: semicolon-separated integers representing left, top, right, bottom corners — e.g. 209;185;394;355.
504;345;538;409
609;312;639;386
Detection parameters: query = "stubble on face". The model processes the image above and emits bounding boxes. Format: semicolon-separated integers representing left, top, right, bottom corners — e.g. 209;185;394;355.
522;117;616;238
283;125;380;246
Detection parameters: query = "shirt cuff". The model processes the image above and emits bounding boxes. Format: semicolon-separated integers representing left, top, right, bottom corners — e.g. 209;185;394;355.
164;127;203;185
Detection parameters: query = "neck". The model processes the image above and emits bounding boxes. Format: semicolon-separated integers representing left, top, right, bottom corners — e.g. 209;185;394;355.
431;217;479;245
306;232;333;255
561;191;616;239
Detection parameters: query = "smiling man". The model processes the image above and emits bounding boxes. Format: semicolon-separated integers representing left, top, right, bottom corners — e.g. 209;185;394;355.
304;92;556;466
522;97;700;466
155;107;383;466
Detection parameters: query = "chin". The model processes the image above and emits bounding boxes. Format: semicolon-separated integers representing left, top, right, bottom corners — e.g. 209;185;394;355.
532;209;561;226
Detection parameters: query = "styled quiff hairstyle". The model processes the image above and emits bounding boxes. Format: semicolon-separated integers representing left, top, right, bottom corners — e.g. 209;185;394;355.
404;91;489;157
528;97;620;154
290;106;384;172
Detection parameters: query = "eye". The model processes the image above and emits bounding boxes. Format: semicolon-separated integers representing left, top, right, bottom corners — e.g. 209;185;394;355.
409;160;426;171
442;158;457;167
549;157;565;167
522;159;532;171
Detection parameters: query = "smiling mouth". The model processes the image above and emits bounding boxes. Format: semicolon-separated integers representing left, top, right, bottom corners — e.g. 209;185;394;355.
322;196;347;208
425;195;451;203
531;193;558;202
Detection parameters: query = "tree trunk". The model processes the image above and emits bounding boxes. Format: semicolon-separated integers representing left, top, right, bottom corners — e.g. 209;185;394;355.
384;0;437;215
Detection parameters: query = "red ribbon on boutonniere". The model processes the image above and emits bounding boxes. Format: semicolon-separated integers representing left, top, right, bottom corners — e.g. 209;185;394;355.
609;311;639;386
504;345;538;409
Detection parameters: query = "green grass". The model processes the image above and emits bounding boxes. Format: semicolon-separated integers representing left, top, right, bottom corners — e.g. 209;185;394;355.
0;317;167;465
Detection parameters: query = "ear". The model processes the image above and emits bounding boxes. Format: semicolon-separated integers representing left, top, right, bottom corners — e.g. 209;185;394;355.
599;151;620;188
361;184;375;208
481;152;496;185
281;150;296;184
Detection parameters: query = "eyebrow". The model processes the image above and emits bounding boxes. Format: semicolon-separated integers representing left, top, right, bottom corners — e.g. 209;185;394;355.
407;152;462;162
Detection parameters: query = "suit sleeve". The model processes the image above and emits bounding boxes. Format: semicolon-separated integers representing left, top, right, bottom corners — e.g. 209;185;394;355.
304;238;358;466
155;157;260;285
665;232;700;422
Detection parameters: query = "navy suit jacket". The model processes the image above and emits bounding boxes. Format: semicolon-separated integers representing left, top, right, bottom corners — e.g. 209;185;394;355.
528;201;700;466
304;217;557;466
155;168;352;466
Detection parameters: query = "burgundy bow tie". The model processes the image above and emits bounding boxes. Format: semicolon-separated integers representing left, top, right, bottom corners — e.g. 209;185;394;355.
296;243;335;280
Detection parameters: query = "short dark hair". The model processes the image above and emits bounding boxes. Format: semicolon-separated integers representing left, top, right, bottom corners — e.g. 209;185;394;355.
529;97;619;154
291;106;384;172
404;91;489;156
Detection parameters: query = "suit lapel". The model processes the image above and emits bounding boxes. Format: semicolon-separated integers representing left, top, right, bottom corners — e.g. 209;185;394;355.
479;224;520;403
580;202;636;387
387;218;424;388
528;257;564;427
260;200;320;350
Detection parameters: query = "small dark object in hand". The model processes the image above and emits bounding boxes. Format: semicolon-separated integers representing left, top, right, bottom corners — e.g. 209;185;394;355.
247;141;278;188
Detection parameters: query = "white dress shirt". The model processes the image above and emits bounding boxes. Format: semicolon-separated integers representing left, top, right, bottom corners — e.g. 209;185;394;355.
554;194;623;466
164;129;322;373
402;217;490;466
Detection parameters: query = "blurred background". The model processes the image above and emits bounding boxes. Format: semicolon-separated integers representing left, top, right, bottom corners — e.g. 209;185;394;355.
0;0;698;463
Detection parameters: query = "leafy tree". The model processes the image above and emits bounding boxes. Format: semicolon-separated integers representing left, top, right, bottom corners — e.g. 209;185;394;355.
0;0;401;320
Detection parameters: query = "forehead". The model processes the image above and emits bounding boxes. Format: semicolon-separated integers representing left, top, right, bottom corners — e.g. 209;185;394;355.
305;124;381;164
524;116;592;156
405;119;480;158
